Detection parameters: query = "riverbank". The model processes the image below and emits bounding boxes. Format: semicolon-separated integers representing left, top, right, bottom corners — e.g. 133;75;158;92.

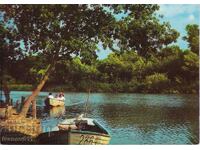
7;83;198;94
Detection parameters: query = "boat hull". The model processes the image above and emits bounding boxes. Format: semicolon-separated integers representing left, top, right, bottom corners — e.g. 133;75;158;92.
37;131;69;144
45;98;65;107
37;117;111;145
37;130;111;145
0;129;37;144
69;130;111;145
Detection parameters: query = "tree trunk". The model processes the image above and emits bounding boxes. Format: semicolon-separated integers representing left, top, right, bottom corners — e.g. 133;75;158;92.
20;63;55;117
2;79;10;105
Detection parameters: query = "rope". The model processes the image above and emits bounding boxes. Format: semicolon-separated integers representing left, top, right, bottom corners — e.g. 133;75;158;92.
84;89;90;117
69;101;84;106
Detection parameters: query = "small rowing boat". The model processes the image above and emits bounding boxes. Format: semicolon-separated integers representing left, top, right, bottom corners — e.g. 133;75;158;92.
37;116;111;145
44;98;65;107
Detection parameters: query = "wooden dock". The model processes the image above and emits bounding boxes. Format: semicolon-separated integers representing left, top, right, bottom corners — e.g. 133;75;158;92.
0;106;42;144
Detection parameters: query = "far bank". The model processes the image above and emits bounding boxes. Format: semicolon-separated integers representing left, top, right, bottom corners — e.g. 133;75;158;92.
6;82;198;94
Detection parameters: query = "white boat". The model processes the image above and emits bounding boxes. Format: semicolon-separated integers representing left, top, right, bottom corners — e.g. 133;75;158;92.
37;116;111;145
45;98;65;107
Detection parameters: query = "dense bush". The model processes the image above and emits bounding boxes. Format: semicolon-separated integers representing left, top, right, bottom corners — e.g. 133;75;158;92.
8;47;199;94
143;73;170;93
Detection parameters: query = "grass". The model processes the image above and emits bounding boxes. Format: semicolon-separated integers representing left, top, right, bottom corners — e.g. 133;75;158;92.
9;84;34;91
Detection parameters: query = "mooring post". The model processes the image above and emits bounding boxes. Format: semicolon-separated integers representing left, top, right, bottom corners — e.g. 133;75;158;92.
15;100;19;111
21;96;25;104
20;96;25;111
10;98;13;106
32;99;36;119
5;104;9;119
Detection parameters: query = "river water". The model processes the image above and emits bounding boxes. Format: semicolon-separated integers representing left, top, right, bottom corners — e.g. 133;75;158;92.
5;91;199;144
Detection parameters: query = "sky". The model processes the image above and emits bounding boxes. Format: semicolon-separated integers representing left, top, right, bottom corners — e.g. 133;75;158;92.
97;4;200;59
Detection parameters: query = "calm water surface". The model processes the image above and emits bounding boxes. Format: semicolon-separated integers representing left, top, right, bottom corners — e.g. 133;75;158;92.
7;91;199;144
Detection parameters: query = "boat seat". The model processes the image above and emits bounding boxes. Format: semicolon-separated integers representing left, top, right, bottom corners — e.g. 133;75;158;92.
58;124;78;130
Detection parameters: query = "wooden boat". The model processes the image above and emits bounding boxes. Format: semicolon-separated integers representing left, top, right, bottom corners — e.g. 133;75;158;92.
49;106;65;118
37;117;111;145
45;98;65;107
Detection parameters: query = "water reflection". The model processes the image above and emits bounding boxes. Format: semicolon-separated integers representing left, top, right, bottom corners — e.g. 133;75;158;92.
7;91;199;144
45;106;66;118
95;103;199;144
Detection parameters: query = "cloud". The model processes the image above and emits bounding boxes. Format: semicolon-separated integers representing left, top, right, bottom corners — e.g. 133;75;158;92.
158;4;200;18
188;14;195;21
158;4;199;50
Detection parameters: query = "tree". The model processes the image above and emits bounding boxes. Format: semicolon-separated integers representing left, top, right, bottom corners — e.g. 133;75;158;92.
97;51;146;83
183;24;199;55
157;45;183;80
143;73;170;93
181;50;199;82
0;12;22;104
1;4;120;116
113;5;180;57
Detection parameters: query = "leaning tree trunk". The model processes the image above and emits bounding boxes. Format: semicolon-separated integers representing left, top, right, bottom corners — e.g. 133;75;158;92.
20;63;55;117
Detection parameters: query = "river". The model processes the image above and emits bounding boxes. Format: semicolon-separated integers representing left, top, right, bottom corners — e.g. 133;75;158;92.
4;91;199;144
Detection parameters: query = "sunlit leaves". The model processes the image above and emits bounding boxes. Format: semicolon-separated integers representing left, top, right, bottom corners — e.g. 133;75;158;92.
183;24;199;55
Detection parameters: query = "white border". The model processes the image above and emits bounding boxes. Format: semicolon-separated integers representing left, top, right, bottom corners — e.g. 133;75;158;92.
0;0;200;4
0;145;200;150
0;1;199;150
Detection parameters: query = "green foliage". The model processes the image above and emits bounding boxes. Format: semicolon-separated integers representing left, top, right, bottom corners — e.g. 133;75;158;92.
143;73;170;93
1;5;118;63
0;16;23;87
1;5;198;94
181;50;199;82
9;84;33;91
183;24;199;55
115;5;179;57
8;44;199;94
182;51;199;72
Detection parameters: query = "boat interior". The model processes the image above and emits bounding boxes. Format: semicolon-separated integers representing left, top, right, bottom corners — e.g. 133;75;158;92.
58;118;109;135
75;120;108;134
